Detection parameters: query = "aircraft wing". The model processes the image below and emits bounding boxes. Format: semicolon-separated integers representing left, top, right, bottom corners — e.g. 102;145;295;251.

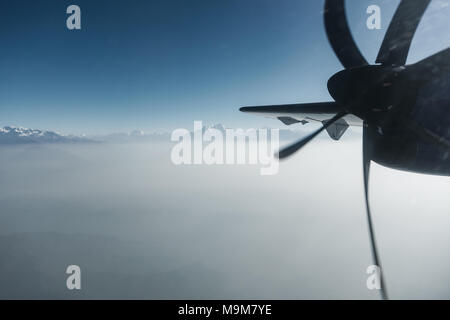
240;102;362;126
240;102;362;140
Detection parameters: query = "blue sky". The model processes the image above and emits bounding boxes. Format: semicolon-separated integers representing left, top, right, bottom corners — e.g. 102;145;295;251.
0;0;448;134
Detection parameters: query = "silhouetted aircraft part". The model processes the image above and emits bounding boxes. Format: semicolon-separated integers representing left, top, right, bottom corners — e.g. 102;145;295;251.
276;111;348;159
411;48;450;81
363;125;388;300
376;0;431;66
277;117;301;125
406;118;450;149
240;102;341;114
240;102;351;125
239;0;450;300
322;118;349;140
324;0;368;69
241;102;350;125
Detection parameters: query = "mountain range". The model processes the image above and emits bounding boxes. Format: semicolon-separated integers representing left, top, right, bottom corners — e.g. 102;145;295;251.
0;126;93;144
0;124;326;144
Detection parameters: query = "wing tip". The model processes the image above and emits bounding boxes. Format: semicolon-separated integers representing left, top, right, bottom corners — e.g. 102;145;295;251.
239;106;255;113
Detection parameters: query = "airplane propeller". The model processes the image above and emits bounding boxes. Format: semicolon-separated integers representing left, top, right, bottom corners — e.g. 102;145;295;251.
276;111;348;159
362;124;388;300
275;0;435;300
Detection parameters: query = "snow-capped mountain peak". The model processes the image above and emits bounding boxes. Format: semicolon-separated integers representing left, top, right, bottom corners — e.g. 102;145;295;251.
0;126;91;144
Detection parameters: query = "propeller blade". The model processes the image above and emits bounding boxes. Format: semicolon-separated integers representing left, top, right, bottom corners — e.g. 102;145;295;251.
362;125;388;300
324;0;368;69
277;111;347;159
376;0;431;66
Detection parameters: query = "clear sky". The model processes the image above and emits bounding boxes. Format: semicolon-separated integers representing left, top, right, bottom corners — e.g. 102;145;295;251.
0;0;449;134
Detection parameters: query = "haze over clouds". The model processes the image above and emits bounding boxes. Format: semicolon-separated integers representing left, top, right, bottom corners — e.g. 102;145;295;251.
0;133;449;299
